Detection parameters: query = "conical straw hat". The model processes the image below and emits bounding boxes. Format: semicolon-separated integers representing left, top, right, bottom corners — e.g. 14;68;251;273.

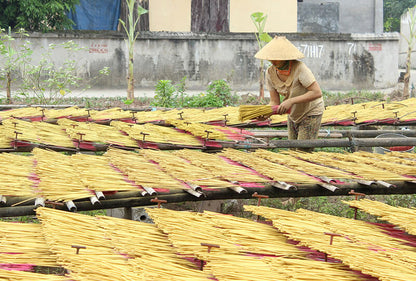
255;36;304;60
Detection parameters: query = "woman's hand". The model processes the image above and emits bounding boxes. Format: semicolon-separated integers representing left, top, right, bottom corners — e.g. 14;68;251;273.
277;99;292;114
278;82;321;114
256;104;281;120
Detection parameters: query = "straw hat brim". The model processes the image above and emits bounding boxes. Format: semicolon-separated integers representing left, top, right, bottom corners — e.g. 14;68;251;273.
255;36;304;60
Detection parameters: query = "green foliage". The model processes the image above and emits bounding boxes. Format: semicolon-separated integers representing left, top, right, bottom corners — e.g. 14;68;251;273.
0;215;39;223
151;78;239;108
314;146;347;153
152;80;178;107
0;28;31;68
123;99;134;105
0;27;32;102
384;0;416;31
79;209;107;216
119;0;148;100
250;12;272;100
118;1;148;43
34;266;66;275
174;76;188;106
15;40;110;104
0;3;19;30
187;79;239;108
1;32;111;105
402;5;416;52
0;95;153;107
401;6;416;98
206;79;235;106
176;76;187;94
383;194;416;207
322;90;385;106
250;12;272;48
0;0;79;32
185;92;226;108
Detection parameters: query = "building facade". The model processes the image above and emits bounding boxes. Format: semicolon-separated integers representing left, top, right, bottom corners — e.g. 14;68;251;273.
129;0;384;34
298;0;384;34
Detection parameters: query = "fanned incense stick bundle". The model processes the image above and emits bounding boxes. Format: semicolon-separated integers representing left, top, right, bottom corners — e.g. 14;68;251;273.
344;199;416;236
238;105;275;121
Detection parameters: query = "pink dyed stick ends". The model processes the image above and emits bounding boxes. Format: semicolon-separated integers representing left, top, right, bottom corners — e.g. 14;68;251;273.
271;105;291;115
272;105;280;114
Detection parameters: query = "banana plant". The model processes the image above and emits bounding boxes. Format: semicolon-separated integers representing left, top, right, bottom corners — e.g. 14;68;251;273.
119;0;148;100
402;5;416;99
251;12;272;101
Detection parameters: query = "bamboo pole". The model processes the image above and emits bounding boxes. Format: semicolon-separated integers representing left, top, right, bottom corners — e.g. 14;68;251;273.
250;131;343;138
250;129;416;138
267;137;416;149
1;181;416;217
2;137;415;152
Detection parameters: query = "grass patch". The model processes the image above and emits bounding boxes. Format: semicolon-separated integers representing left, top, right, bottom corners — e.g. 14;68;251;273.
79;209;107;216
0;216;39;223
322;90;386;106
0;209;107;222
0;89;389;108
33;266;67;275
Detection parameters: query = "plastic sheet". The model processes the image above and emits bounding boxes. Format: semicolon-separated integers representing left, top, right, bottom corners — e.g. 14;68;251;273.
68;0;121;30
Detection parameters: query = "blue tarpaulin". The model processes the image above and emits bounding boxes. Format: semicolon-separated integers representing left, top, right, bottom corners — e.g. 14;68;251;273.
68;0;121;30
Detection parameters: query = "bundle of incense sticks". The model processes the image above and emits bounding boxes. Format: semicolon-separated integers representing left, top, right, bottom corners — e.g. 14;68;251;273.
238;105;289;121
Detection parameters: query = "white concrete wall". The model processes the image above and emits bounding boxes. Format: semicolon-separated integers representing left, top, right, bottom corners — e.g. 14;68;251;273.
1;32;400;91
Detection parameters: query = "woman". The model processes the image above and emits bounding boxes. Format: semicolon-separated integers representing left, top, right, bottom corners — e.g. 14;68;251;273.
255;36;324;152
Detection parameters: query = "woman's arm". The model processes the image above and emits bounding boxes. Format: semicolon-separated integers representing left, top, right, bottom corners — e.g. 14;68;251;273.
276;81;322;114
269;88;281;106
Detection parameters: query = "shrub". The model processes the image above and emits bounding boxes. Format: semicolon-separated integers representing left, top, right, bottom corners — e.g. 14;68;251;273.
206;79;235;106
0;0;79;32
16;40;109;104
184;92;225;108
151;78;239;108
151;80;177;107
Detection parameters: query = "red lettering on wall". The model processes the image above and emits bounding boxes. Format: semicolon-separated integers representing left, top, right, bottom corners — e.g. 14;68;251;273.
89;42;109;53
368;43;382;51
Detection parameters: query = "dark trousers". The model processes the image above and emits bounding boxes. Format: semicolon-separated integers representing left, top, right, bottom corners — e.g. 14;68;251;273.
287;115;322;152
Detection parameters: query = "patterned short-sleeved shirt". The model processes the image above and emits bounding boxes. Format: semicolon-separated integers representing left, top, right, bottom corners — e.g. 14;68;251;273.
266;60;324;124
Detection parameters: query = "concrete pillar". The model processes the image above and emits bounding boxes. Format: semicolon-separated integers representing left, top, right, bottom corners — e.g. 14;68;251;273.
197;200;223;213
374;0;384;34
123;207;132;220
355;124;378;152
107;207;154;223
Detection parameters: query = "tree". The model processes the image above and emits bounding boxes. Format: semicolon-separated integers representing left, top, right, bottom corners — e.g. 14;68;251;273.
0;29;109;105
251;12;272;101
402;6;416;99
0;28;32;104
17;40;110;104
0;0;79;32
384;0;416;31
119;0;148;101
